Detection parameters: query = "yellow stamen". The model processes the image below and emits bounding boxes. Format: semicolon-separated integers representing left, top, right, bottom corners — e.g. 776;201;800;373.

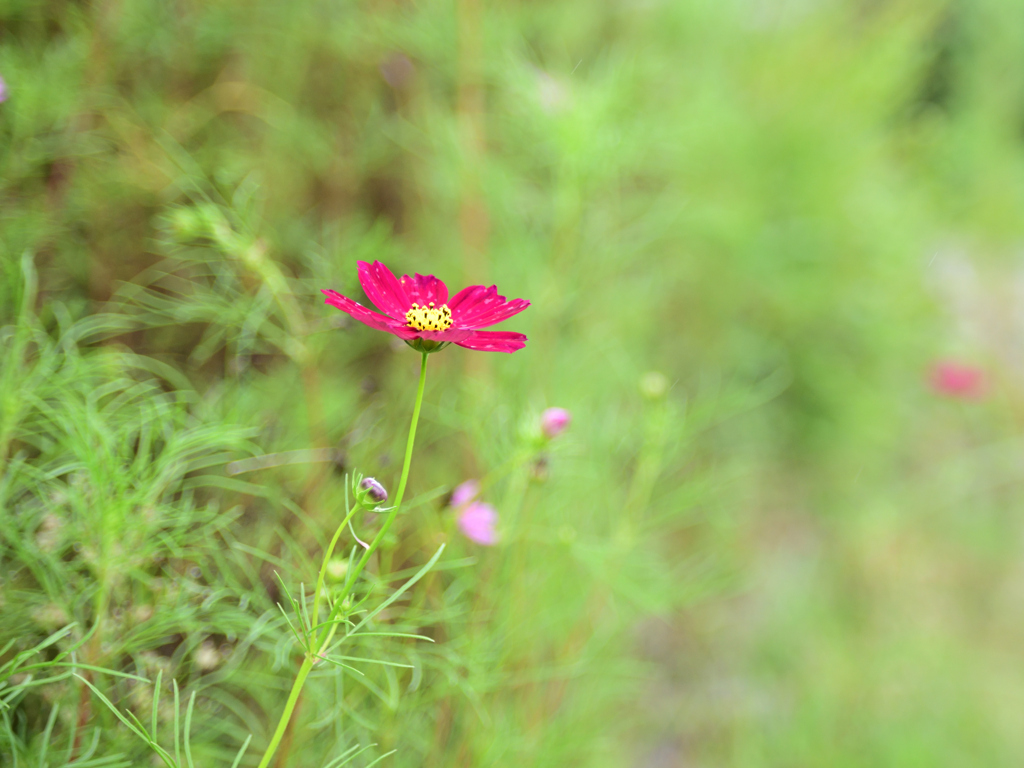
405;302;453;332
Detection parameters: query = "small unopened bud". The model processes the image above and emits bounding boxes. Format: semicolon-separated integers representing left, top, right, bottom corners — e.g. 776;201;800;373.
356;476;388;507
326;558;348;581
166;208;204;242
540;408;571;439
639;371;669;401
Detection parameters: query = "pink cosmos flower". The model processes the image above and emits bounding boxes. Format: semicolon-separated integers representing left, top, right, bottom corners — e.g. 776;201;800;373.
450;479;480;507
930;360;987;399
457;501;499;546
322;261;529;353
540;407;571;438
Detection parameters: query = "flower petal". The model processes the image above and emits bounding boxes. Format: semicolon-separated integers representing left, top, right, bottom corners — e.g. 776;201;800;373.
455;330;528;353
322;289;417;338
412;327;477;343
358;261;410;319
446;284;488;314
448;285;530;329
465;297;530;328
450;479;480;507
400;273;449;306
457;501;499;545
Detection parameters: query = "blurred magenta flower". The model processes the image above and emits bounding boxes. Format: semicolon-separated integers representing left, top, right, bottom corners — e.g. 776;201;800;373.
0;75;7;103
322;261;529;353
930;360;987;399
457;501;499;545
540;407;571;438
450;479;480;507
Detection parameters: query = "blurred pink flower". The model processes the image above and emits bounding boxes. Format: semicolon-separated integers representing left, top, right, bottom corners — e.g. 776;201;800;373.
541;407;571;438
457;501;499;546
0;75;7;103
930;360;987;399
450;479;480;507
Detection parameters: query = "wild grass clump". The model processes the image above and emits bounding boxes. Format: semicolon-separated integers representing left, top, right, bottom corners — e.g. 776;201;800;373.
2;242;698;765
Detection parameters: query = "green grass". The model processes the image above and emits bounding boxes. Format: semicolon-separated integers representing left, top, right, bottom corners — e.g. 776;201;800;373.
4;0;1024;765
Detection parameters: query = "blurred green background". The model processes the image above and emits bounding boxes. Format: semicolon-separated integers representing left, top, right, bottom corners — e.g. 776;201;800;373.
4;0;1024;765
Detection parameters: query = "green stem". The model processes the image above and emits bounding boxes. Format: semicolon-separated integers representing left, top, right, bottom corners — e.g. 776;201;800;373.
311;502;363;636
255;656;313;768
337;351;428;601
255;351;429;768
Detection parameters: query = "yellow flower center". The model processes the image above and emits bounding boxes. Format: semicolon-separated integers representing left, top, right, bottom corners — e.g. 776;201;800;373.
405;302;453;332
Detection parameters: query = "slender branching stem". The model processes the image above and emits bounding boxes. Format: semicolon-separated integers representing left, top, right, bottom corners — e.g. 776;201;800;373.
337;351;428;598
311;501;363;636
255;656;313;768
255;351;429;768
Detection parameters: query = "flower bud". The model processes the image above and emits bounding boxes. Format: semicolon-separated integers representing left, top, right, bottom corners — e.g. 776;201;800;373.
167;207;205;240
326;558;348;582
639;371;669;401
540;407;571;439
355;476;388;507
